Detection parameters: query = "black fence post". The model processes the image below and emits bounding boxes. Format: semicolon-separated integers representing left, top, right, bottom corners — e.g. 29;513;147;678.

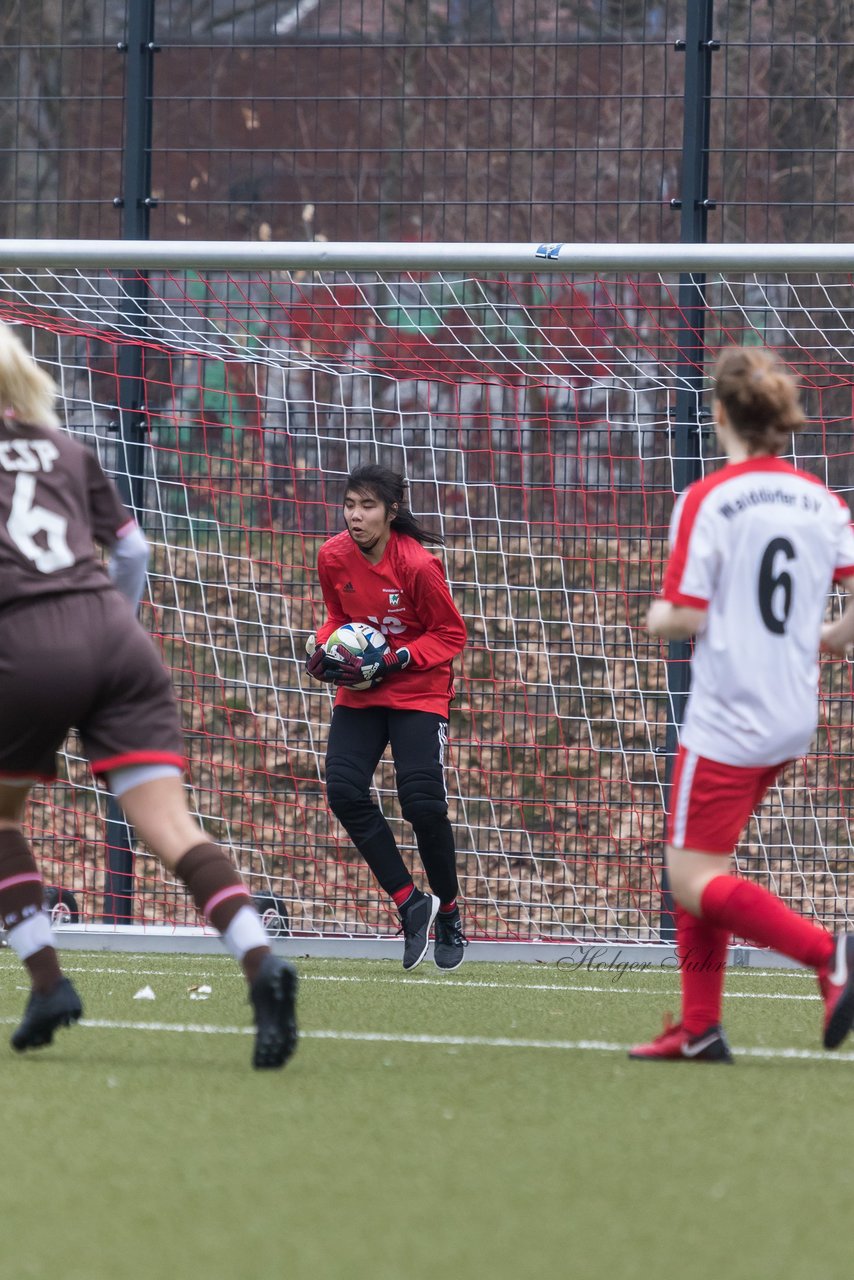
103;0;157;924
660;0;718;941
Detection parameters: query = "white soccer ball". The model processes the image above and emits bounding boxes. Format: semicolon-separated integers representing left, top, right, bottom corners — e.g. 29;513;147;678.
323;621;388;690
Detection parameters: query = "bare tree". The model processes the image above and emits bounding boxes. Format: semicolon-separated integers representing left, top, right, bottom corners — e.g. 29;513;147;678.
0;1;126;238
718;0;854;242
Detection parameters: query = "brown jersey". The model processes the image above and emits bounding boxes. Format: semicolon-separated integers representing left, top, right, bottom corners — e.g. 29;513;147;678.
0;422;184;782
0;420;132;609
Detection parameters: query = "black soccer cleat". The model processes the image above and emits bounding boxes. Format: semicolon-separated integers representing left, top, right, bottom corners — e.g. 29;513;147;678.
433;907;468;972
11;977;83;1053
399;890;440;971
250;953;299;1069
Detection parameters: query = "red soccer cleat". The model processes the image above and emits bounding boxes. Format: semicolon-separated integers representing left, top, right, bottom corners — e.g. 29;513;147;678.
629;1013;733;1063
819;934;854;1050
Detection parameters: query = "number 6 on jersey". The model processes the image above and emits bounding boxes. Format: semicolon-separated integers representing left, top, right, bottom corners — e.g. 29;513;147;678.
7;473;74;574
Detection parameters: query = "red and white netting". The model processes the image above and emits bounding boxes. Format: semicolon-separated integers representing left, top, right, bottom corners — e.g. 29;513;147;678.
1;259;852;942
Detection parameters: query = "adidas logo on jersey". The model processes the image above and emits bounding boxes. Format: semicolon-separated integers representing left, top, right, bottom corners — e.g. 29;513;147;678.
341;581;355;592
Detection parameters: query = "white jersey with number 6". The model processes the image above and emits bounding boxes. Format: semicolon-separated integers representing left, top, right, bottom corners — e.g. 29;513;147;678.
661;456;854;767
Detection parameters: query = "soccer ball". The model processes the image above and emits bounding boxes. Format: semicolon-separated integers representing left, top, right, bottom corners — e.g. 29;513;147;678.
323;621;388;690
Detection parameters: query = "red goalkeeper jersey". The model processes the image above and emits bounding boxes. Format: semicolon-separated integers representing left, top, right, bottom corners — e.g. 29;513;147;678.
315;529;467;714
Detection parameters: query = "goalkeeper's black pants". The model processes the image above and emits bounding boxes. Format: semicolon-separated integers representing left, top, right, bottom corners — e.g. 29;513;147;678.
324;705;459;904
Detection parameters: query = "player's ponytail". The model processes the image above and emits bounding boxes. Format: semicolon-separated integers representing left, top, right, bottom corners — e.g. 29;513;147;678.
0;322;61;431
344;464;445;547
713;345;804;455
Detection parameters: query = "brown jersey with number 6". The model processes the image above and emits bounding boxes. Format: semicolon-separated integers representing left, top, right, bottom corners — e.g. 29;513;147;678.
0;418;184;782
0;420;132;606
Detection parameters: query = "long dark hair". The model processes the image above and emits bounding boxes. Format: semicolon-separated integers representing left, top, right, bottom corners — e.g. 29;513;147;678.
344;464;445;547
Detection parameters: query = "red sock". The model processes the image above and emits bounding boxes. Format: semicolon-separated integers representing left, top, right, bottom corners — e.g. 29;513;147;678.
701;875;834;970
391;884;415;909
677;905;729;1035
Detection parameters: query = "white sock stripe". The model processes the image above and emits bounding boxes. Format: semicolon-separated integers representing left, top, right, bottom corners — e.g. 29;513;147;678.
829;934;849;987
222;903;270;961
7;910;55;961
672;748;699;849
437;719;449;797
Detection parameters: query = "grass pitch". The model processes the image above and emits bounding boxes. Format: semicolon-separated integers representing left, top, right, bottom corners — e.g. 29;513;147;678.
1;949;851;1280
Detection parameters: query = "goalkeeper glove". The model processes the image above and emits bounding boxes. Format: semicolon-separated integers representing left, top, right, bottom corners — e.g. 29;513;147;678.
379;646;411;676
305;645;339;682
331;645;411;688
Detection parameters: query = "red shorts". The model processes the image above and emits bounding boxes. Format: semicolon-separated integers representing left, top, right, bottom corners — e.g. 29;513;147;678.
666;746;784;855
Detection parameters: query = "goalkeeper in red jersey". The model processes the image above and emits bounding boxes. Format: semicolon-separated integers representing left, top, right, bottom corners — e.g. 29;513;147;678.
0;322;296;1069
631;344;854;1063
306;464;468;970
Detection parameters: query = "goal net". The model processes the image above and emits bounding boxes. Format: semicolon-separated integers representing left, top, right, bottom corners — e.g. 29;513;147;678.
0;243;851;947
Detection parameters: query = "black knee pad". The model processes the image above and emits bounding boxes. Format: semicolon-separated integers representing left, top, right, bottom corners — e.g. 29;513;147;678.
325;757;374;822
397;768;448;828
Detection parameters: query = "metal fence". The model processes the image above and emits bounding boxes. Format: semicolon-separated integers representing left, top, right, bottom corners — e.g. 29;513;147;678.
2;0;851;245
1;0;852;939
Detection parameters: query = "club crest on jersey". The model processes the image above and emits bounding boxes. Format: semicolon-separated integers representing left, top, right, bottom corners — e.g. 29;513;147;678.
389;592;401;605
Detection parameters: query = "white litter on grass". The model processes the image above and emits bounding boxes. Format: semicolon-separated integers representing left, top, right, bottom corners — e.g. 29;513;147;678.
189;985;212;1001
133;985;156;1001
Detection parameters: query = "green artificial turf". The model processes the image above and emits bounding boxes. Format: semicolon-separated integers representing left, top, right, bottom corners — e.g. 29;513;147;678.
1;949;851;1280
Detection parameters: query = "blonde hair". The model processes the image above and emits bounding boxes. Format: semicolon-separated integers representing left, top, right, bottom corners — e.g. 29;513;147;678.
713;345;804;455
0;322;60;430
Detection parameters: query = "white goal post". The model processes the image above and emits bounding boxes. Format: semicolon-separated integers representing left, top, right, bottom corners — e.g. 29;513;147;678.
0;239;851;963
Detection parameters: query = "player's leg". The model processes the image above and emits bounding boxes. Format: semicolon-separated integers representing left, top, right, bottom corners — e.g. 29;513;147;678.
0;783;83;1051
325;706;440;969
631;748;758;1063
635;750;850;1057
389;710;466;971
630;878;732;1062
0;599;89;1051
668;838;854;1050
325;705;410;894
112;771;297;1068
670;837;838;968
82;595;295;1068
672;838;853;1049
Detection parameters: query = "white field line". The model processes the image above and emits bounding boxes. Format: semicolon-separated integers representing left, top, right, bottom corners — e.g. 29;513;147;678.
0;962;819;1003
0;960;818;1001
0;957;811;983
288;975;821;1002
0;1016;848;1063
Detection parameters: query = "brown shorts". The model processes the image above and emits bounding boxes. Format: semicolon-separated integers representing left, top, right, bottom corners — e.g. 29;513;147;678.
0;590;185;782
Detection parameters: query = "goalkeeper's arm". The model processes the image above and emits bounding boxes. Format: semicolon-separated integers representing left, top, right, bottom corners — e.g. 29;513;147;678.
404;557;467;669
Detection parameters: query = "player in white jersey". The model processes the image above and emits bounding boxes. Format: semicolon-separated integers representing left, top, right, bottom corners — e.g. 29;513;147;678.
630;344;854;1062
